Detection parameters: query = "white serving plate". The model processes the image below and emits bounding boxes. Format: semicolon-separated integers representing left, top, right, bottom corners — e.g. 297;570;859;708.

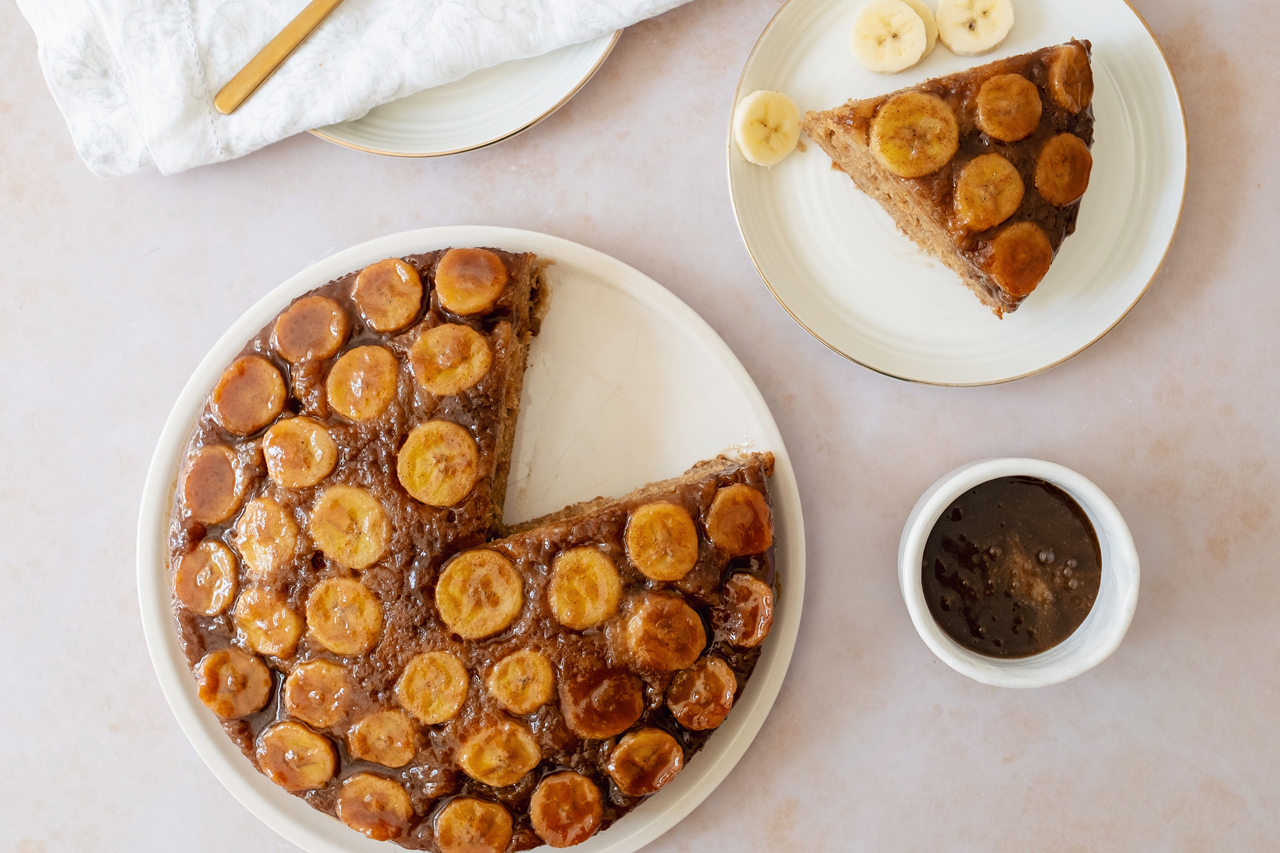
137;226;805;852
311;34;618;157
728;0;1187;385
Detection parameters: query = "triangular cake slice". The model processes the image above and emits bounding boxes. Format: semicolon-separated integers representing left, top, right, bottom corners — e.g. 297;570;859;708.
802;41;1095;317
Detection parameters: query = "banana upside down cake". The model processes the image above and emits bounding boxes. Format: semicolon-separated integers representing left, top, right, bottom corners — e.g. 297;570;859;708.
167;247;778;851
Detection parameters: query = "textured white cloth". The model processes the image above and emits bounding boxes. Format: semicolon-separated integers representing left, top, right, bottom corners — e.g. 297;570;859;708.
17;0;690;177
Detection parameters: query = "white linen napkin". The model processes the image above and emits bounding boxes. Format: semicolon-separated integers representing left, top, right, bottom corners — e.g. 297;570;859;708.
17;0;691;177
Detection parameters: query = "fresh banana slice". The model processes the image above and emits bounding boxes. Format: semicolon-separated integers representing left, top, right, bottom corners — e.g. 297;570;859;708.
435;549;524;640
935;0;1014;56
870;92;959;179
396;650;469;724
434;798;513;853
263;417;338;489
487;649;555;715
181;445;243;525
625;503;699;582
954;153;1025;232
624;593;707;672
983;220;1054;297
1047;43;1093;114
530;771;604;848
435;248;509;317
211;356;286;436
732;90;801;168
713;573;776;649
326;345;400;422
397;420;481;507
233;586;304;659
547;547;622;631
174;540;238;616
284;659;355;729
409;323;493;397
1035;133;1093;207
900;0;938;54
458;718;543;788
667;656;737;730
305;577;383;655
256;721;336;791
850;0;928;74
706;483;773;557
233;497;300;582
195;647;271;719
353;258;424;333
348;709;417;768
310;485;391;570
606;728;684;797
975;73;1042;142
336;773;416;841
558;667;645;739
273;295;350;364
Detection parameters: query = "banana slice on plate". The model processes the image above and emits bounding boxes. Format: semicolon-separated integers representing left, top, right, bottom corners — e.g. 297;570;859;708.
233;586;304;659
435;798;513;853
409;323;493;397
174;540;238;616
954;153;1025;231
348;709;417;768
353;258;424;333
713;573;775;649
732;90;801;168
309;485;391;570
1047;43;1093;114
900;0;939;54
851;0;928;74
326;345;400;422
256;721;336;791
869;91;960;179
487;649;555;715
396;650;469;724
284;659;355;729
530;771;604;848
547;546;622;630
336;773;415;841
975;74;1042;142
211;356;286;436
983;221;1054;297
272;295;350;364
435;549;524;640
624;593;707;672
195;647;271;719
606;728;684;797
181;445;243;525
625;503;699;582
558;667;644;739
305;577;383;655
397;420;481;507
435;248;509;316
233;497;300;582
1035;133;1093;206
667;655;737;730
935;0;1014;56
262;417;338;489
457;717;542;787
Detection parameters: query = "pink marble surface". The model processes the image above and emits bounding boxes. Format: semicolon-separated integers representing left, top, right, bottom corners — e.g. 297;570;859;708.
2;0;1277;850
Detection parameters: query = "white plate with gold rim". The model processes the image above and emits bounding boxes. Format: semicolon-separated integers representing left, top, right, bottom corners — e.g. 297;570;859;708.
310;34;618;157
136;226;804;852
728;0;1187;385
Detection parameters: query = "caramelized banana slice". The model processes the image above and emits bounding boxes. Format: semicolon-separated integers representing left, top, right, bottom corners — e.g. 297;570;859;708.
547;547;621;631
397;420;481;507
530;771;604;848
353;258;423;333
233;497;300;582
263;417;338;489
435;798;513;853
306;577;383;655
273;295;350;363
435;549;523;640
606;728;684;797
410;323;493;397
337;773;415;841
396;651;469;724
706;484;772;556
667;656;737;731
559;667;644;739
326;346;399;422
310;485;391;570
714;574;775;649
435;248;509;316
174;540;238;616
1047;42;1093;114
211;356;286;435
256;721;336;791
195;647;271;719
954;153;1025;232
626;503;699;582
458;718;542;787
1035;133;1093;207
487;649;554;715
181;445;243;525
348;709;417;768
624;593;707;672
284;660;354;729
974;73;1042;142
233;586;303;658
983;220;1054;297
870;92;959;179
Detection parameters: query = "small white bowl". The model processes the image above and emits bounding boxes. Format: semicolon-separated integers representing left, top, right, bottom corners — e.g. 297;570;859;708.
898;458;1139;688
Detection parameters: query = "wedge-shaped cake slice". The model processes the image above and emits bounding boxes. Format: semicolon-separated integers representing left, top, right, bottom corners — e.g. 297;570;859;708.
802;41;1095;317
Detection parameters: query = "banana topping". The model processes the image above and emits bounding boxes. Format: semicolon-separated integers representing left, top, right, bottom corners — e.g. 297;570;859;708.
975;73;1043;142
1035;133;1093;207
1047;43;1093;114
870;92;959;179
954;153;1025;232
410;323;493;397
530;771;604;848
396;650;469;724
336;773;415;841
559;667;645;739
732;90;801;168
174;540;238;616
547;546;622;631
935;0;1014;56
211;356;286;436
348;709;417;768
263;417;338;489
353;258;423;333
624;593;707;672
706;483;773;557
326;345;399;422
435;798;513;853
181;444;243;525
487;649;555;715
606;728;684;797
458;717;543;788
273;295;350;364
435;248;509;316
233;586;303;658
983;220;1054;297
851;0;928;74
714;573;776;649
284;660;355;729
309;485;391;570
667;655;737;730
256;721;336;791
625;502;699;582
233;497;300;582
396;420;481;507
195;647;271;719
305;577;383;655
436;549;524;640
